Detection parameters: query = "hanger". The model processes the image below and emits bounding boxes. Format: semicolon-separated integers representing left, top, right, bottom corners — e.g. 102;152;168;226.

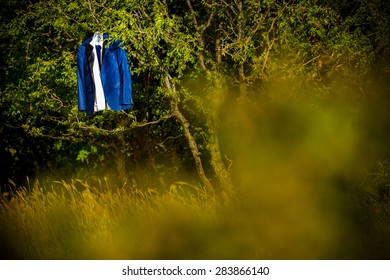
92;31;103;44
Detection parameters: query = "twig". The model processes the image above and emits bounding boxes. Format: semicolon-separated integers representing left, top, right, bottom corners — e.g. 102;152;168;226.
85;0;102;28
302;55;321;67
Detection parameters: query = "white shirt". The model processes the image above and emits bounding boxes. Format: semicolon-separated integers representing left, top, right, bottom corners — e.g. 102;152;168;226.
89;32;107;111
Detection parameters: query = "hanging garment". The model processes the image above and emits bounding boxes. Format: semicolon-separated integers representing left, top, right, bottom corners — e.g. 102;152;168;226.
77;32;133;114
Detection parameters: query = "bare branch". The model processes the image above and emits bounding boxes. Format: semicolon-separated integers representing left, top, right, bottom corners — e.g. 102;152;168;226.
203;8;215;33
85;0;102;28
260;1;292;74
302;55;321;67
262;38;276;73
185;0;214;72
132;114;174;128
186;0;200;32
76;113;175;135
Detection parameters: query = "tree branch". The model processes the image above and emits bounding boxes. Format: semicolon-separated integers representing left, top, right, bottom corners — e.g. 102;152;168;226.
76;113;175;135
185;0;214;73
85;0;102;28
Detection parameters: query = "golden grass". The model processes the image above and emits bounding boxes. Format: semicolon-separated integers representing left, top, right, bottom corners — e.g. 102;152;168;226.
1;175;386;260
1;180;227;259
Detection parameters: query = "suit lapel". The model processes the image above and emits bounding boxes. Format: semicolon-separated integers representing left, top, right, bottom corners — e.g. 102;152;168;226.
102;40;106;65
86;44;94;79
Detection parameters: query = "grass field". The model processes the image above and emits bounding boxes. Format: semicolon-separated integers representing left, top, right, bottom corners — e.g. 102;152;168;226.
1;173;390;260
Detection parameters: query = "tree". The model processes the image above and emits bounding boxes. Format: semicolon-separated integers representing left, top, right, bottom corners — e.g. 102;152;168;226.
0;0;384;192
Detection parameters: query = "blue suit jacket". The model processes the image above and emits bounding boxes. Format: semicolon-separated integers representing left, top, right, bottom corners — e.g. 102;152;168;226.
77;34;132;114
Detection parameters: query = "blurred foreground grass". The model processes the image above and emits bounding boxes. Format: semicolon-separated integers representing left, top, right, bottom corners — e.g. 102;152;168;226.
2;80;390;259
1;173;390;260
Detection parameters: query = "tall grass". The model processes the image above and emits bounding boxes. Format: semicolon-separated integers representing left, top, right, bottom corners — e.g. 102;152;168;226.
1;172;389;260
1;180;223;259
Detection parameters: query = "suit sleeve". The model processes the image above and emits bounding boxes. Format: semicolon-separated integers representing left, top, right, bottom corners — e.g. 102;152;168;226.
119;49;133;105
77;46;87;111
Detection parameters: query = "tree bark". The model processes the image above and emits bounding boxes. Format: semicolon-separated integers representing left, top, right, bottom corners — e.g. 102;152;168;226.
164;75;214;192
113;133;129;187
207;77;234;191
172;108;214;192
207;117;233;192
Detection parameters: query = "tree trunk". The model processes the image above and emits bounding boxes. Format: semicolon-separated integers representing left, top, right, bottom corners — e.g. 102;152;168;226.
113;132;129;187
207;121;233;191
173;108;214;192
207;78;234;192
164;75;214;192
238;63;247;100
113;116;130;187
